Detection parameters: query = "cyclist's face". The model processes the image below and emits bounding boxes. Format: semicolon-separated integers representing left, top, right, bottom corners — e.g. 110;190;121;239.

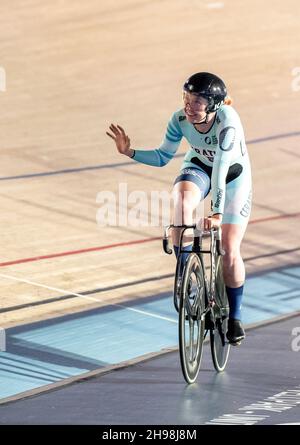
183;91;208;123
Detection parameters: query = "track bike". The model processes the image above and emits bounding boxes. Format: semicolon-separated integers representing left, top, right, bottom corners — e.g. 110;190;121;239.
163;224;231;384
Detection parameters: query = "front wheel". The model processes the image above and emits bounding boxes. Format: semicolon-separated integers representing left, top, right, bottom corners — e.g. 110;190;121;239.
210;255;230;372
173;254;183;313
179;253;206;384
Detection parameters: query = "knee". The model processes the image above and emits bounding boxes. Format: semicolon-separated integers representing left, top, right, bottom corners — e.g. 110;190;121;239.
173;189;197;213
222;242;241;266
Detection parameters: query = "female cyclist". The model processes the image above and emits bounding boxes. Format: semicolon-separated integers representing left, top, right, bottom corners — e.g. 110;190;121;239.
106;72;252;345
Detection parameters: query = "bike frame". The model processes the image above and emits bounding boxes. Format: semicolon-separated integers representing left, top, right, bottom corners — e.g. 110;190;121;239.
163;224;225;312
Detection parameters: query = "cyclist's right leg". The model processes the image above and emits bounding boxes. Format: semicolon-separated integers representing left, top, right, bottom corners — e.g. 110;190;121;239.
171;168;210;267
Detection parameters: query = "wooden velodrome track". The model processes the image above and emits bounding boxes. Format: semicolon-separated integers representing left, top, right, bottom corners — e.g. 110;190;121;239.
0;0;299;330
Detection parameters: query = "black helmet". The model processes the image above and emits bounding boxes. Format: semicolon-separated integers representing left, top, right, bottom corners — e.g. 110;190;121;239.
183;72;227;113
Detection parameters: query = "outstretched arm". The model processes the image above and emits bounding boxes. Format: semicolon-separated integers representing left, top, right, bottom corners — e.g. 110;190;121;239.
132;137;181;167
106;112;183;167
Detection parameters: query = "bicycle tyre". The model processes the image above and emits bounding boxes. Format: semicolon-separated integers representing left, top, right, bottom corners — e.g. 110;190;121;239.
179;252;206;384
173;253;183;312
210;255;230;372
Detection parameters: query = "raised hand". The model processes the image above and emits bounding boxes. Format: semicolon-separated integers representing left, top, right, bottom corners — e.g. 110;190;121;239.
106;124;133;157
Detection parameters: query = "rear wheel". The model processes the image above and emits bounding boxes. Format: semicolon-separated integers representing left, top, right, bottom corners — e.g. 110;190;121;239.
210;255;230;372
179;253;206;384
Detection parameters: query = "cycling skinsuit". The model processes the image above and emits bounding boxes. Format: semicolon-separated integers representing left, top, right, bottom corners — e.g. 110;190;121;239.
132;105;252;226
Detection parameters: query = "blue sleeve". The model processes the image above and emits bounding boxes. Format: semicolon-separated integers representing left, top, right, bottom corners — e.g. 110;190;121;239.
211;115;235;214
132;113;183;167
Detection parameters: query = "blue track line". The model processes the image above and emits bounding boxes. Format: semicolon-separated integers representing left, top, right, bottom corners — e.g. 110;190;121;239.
1;131;300;182
0;265;300;401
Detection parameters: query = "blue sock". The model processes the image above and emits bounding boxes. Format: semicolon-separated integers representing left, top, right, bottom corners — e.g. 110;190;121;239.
226;285;244;320
174;244;193;276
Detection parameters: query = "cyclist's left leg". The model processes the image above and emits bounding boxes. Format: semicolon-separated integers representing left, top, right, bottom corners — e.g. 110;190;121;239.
222;223;247;344
222;177;252;343
222;222;247;318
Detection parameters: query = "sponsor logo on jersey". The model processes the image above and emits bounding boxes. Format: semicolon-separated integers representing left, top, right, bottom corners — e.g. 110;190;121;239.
214;188;223;209
192;146;216;162
204;135;218;146
182;168;203;179
219;126;235;151
179;115;186;122
240;141;247;156
240;191;252;217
